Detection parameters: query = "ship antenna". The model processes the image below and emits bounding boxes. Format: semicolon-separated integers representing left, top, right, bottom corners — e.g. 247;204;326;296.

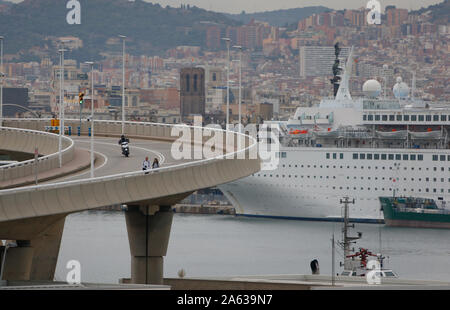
330;42;342;98
334;46;353;101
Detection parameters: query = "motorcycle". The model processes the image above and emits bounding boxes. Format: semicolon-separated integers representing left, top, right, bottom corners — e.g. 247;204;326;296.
121;140;130;157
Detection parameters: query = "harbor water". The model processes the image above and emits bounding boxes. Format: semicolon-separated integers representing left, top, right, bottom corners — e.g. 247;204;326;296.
55;211;450;284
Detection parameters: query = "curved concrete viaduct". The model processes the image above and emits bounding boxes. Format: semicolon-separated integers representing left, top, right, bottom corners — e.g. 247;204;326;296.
0;119;260;285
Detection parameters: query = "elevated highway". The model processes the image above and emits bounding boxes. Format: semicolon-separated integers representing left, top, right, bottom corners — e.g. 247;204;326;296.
0;119;260;284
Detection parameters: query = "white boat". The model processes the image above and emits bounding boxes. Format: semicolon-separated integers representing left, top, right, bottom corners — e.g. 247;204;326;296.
410;130;442;140
376;130;408;139
219;45;450;223
314;128;339;138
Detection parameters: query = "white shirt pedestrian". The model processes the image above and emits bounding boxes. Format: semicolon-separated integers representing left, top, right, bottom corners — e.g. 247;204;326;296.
142;157;151;171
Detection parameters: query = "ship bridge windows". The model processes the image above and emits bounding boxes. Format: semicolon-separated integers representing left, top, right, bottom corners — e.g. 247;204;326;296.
375;115;380;121
441;115;447;121
382;115;388;121
426;115;432;122
396;115;402;121
440;155;446;161
433;115;439;121
411;115;417;121
389;115;395;121
419;115;425;121
388;154;394;160
404;115;410;121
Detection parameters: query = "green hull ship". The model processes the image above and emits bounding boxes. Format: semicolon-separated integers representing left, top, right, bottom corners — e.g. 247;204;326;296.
380;197;450;229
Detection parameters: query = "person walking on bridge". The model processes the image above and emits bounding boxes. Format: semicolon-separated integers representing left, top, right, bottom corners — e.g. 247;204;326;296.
142;156;151;174
152;157;160;169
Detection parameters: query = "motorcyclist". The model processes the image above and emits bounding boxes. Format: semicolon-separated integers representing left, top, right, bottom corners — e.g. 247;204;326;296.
119;135;130;157
118;135;129;145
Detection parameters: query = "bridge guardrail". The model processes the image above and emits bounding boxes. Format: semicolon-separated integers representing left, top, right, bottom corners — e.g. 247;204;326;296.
0;126;74;183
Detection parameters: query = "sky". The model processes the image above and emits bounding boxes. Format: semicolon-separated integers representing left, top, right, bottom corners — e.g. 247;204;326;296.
3;0;445;14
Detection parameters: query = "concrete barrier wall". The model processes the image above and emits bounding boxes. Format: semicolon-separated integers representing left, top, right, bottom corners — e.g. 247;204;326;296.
0;118;260;223
0;127;74;183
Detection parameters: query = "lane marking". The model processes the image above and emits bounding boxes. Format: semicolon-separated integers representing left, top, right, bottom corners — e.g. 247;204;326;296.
74;139;166;164
56;149;108;181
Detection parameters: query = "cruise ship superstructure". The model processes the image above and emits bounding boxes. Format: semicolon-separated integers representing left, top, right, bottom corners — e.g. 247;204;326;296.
219;45;450;222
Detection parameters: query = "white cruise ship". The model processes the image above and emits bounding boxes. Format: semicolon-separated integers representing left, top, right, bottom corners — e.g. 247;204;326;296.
219;46;450;223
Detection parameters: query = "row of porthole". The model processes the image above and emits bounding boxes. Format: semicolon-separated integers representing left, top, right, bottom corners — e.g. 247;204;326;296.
279;164;450;172
246;182;450;194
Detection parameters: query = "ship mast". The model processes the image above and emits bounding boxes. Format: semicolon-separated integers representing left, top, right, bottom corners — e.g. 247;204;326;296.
339;196;361;270
330;43;342;98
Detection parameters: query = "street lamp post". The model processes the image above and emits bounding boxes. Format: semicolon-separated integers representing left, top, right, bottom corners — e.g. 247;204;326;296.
119;35;126;134
58;48;67;168
85;61;95;178
233;45;243;132
0;72;4;129
221;37;231;130
0;36;4;128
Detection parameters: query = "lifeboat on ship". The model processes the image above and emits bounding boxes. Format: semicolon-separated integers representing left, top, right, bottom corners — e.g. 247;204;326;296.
409;128;442;140
376;129;408;139
289;129;309;135
313;127;339;138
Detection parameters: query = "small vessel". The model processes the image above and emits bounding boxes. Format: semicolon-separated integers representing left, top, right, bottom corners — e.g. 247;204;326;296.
380;196;450;229
337;197;398;279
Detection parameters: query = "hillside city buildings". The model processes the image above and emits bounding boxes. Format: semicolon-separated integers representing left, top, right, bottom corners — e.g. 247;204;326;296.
1;5;448;125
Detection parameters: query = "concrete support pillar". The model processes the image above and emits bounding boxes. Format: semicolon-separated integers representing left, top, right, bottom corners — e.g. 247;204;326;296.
125;205;173;285
0;214;67;282
1;240;33;281
29;215;66;281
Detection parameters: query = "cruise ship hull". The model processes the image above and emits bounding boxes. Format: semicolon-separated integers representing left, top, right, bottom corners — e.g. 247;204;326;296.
219;146;450;223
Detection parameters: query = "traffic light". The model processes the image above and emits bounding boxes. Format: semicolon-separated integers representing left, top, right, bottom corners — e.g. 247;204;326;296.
78;92;84;105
